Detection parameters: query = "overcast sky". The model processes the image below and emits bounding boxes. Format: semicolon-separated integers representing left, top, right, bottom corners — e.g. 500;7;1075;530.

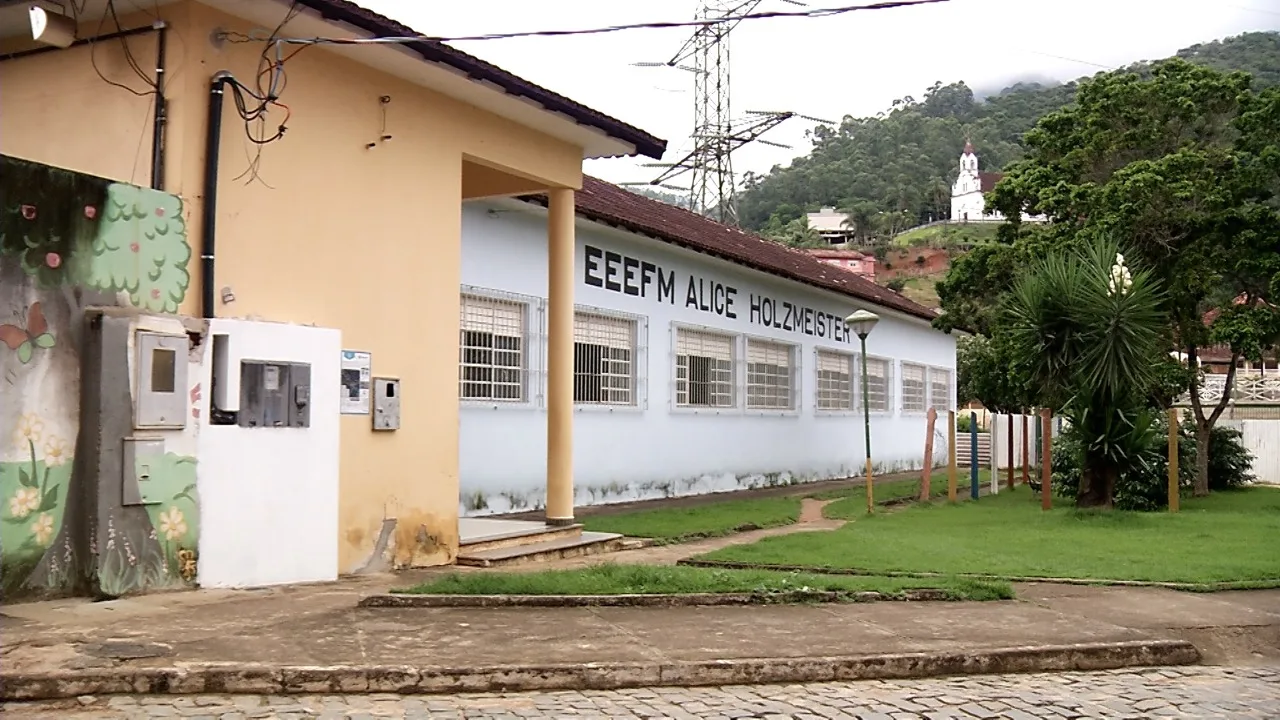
363;0;1280;188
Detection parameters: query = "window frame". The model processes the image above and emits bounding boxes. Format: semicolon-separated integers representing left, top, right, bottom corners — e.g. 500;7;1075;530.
859;353;895;416
814;347;857;415
670;322;740;415
927;365;954;413
743;334;801;415
572;305;648;413
900;360;928;416
458;286;544;410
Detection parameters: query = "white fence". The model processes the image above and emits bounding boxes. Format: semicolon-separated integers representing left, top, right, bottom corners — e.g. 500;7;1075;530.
1222;419;1280;486
1178;373;1280;407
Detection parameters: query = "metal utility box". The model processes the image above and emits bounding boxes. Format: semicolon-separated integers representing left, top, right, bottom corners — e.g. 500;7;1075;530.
134;332;189;430
239;360;312;428
122;437;166;506
372;377;400;431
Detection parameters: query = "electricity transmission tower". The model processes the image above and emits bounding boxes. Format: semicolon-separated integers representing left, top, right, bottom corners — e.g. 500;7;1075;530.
627;0;828;226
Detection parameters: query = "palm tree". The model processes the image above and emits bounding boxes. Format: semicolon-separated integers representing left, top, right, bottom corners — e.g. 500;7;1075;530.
1004;240;1167;508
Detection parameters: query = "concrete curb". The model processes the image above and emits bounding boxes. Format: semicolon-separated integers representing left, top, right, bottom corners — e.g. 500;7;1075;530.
0;640;1200;701
675;559;1280;592
358;588;956;608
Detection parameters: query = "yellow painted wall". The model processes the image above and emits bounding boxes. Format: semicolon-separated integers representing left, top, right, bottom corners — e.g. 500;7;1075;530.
2;0;590;572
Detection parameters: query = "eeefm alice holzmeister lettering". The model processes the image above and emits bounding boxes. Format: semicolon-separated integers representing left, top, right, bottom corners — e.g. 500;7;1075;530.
583;244;852;343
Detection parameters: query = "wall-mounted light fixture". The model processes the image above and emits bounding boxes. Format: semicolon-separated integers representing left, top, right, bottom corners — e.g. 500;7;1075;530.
29;5;77;49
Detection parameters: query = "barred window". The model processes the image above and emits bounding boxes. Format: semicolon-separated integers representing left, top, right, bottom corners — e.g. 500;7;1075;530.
902;362;927;413
675;328;735;408
746;338;795;410
929;367;952;411
816;349;853;411
459;294;527;401
864;356;891;413
575;312;637;405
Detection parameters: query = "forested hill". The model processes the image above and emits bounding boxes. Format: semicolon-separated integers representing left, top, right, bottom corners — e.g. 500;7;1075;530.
736;31;1280;234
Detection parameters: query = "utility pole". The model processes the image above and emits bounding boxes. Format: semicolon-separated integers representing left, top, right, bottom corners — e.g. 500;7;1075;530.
626;1;826;226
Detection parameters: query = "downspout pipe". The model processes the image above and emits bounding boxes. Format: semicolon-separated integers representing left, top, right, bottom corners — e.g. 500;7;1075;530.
0;24;157;62
150;23;168;191
1;21;169;193
202;72;234;319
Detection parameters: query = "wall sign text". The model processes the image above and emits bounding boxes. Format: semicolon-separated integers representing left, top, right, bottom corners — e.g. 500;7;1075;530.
583;244;852;344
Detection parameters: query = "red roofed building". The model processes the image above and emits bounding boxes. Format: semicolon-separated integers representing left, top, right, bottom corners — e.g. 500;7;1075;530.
803;249;877;280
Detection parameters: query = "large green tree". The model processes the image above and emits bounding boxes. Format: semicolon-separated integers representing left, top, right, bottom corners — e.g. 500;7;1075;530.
735;32;1279;237
970;58;1280;495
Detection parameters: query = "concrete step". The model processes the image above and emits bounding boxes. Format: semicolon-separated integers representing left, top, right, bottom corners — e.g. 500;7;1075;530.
457;532;626;568
459;523;584;555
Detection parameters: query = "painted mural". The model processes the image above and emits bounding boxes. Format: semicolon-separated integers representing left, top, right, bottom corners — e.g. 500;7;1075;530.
0;154;198;599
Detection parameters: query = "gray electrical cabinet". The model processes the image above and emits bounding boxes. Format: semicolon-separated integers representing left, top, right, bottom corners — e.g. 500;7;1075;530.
135;332;189;430
372;377;400;431
122;437;166;506
239;360;312;428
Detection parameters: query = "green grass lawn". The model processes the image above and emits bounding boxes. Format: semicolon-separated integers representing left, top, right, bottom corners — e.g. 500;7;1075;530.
820;470;993;519
581;495;802;543
893;222;1001;247
580;472;992;540
697;486;1280;586
395;563;1013;600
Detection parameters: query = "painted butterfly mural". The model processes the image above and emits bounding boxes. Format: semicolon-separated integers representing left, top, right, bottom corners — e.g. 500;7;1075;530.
0;302;55;364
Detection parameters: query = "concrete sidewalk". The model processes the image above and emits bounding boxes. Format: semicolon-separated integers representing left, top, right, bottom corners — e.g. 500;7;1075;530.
1;575;1277;682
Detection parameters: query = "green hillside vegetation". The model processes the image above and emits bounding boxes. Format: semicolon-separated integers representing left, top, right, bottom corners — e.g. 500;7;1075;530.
739;31;1280;236
893;222;1001;247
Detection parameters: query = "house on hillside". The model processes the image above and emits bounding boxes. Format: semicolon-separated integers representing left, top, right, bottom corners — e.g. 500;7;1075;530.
458;177;957;517
805;207;856;244
0;0;664;597
950;141;1047;223
804;249;878;280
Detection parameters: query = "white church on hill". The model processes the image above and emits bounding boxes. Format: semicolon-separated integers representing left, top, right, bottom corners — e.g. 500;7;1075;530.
950;140;1046;223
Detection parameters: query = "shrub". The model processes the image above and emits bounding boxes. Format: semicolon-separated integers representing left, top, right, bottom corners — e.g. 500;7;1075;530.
1180;416;1256;491
957;414;973;433
886;277;907;292
1051;414;1254;510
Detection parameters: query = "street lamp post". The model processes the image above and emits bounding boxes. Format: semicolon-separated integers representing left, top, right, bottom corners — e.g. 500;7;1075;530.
845;309;880;514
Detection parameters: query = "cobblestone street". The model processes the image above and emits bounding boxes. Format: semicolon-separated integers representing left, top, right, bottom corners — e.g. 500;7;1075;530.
5;665;1278;719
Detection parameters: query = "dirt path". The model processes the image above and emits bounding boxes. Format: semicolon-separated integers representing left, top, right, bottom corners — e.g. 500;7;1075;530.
537;497;847;570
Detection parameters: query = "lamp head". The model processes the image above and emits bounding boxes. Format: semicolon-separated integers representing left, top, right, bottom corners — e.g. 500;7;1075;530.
30;5;77;49
844;309;880;339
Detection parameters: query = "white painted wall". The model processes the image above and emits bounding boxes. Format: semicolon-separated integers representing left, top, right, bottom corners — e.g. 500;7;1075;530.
195;319;341;588
457;201;958;515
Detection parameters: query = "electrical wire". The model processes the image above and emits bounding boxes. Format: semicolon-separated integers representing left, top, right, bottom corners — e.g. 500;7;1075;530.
106;0;157;88
219;0;948;47
80;1;155;97
225;1;302;187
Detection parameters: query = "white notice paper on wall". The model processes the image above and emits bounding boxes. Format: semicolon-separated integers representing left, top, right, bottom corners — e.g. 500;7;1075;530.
340;350;372;414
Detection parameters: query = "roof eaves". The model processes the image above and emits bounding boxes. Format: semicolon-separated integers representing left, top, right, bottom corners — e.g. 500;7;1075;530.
518;184;938;323
292;0;668;160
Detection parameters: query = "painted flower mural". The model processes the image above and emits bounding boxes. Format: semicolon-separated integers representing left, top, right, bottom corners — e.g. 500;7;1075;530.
1;415;74;596
8;487;39;519
1;154;199;599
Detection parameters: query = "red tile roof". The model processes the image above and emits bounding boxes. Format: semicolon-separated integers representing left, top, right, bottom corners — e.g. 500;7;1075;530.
978;172;1003;193
293;0;666;159
524;178;938;322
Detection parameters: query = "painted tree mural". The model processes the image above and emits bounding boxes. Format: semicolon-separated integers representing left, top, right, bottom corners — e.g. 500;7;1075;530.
0;154;197;599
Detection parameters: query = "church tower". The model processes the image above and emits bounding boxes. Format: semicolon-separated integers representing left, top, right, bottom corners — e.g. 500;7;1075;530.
951;139;986;221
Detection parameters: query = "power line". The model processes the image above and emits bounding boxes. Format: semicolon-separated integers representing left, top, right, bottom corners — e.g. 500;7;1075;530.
220;0;948;46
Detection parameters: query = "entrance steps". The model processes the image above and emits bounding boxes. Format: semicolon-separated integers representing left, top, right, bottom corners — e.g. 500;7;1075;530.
456;518;624;568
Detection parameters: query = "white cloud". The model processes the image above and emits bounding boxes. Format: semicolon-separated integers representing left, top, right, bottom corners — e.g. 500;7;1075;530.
360;0;1280;185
